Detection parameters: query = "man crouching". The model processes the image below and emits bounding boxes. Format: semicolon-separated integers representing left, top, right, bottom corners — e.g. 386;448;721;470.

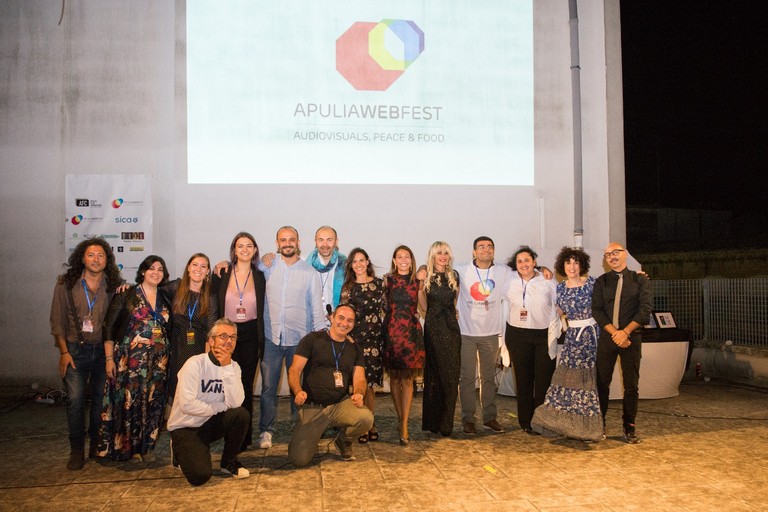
167;318;250;485
288;304;373;467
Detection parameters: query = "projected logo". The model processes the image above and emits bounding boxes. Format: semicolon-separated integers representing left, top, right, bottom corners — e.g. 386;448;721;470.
336;19;424;91
112;198;124;208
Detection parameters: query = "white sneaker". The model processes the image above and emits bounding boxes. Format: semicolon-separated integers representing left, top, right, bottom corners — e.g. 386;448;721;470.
220;459;250;479
258;431;272;449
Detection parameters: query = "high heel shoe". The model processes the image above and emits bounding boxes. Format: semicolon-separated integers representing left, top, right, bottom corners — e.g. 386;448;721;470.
399;436;410;446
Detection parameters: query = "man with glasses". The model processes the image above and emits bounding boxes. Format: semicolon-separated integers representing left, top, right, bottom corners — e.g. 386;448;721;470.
168;318;251;485
591;242;652;443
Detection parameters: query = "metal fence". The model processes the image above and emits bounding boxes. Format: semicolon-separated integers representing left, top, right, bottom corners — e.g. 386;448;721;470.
652;278;768;347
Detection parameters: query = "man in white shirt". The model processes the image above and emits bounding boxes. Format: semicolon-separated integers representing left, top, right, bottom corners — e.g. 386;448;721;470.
168;318;250;485
455;236;512;435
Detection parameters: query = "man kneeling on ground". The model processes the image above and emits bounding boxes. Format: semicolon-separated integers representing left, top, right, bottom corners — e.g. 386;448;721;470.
288;304;373;467
168;318;250;485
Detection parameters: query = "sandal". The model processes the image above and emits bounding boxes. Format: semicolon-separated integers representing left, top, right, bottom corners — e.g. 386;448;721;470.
358;433;369;444
368;429;379;442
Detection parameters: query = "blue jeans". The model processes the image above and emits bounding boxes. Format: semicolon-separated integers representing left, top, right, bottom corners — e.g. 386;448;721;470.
258;340;297;433
63;342;106;452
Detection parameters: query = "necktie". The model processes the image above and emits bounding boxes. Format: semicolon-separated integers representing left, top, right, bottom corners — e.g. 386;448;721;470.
612;273;623;328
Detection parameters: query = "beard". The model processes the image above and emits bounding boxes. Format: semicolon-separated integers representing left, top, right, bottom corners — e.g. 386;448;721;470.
279;246;297;257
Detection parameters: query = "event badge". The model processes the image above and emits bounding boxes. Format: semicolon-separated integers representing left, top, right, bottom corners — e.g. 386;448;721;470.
82;316;94;333
333;370;344;388
186;331;195;345
236;306;246;321
519;308;528;322
152;326;163;340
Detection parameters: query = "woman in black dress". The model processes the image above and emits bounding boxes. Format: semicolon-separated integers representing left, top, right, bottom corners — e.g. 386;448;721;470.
164;253;218;399
341;247;387;443
418;241;461;437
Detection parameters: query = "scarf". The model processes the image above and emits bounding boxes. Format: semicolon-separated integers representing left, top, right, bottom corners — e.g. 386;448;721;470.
307;248;346;308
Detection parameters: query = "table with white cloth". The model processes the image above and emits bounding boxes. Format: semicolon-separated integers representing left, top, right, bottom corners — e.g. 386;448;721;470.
498;329;692;399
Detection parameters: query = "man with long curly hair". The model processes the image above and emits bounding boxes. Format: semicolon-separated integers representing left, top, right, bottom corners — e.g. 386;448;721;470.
50;238;122;469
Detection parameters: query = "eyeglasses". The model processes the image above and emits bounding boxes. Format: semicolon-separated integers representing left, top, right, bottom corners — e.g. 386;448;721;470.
212;333;237;343
604;249;625;259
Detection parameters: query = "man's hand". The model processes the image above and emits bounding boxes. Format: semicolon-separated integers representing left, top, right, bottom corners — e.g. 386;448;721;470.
116;283;131;294
611;329;631;348
294;390;307;406
540;266;553;280
213;260;229;278
262;253;276;268
212;344;232;366
351;392;364;408
59;352;75;378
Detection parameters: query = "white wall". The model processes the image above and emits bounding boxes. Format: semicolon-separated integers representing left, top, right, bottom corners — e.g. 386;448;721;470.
0;0;625;387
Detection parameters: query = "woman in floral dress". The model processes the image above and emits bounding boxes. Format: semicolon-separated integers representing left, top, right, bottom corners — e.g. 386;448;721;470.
341;247;387;443
99;255;171;461
383;245;425;445
532;247;603;441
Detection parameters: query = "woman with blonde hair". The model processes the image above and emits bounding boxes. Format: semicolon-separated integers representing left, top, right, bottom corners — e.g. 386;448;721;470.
419;241;462;437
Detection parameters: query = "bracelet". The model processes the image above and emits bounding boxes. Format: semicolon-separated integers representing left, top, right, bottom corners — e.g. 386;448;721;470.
623;329;630;335
106;356;114;361
60;351;69;356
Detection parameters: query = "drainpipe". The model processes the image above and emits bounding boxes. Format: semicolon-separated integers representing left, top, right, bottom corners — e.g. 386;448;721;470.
569;0;584;249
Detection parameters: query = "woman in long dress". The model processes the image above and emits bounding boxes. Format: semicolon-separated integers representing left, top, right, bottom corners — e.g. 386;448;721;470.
383;245;425;445
341;247;387;443
419;241;462;437
532;247;603;441
99;255;171;461
164;253;218;399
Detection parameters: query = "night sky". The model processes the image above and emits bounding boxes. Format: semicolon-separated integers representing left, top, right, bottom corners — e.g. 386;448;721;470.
620;1;767;247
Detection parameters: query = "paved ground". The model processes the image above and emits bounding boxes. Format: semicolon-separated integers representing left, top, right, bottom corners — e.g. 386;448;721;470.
1;378;767;511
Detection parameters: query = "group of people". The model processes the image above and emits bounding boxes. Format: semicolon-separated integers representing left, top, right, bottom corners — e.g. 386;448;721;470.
50;227;651;486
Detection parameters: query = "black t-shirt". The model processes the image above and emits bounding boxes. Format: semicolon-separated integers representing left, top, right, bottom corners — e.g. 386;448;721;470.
295;330;364;406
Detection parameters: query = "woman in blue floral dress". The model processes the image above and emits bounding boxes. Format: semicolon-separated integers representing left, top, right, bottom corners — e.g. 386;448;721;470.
532;247;603;441
98;255;171;461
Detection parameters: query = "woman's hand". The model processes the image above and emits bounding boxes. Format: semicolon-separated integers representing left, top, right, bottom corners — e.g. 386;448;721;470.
106;358;117;379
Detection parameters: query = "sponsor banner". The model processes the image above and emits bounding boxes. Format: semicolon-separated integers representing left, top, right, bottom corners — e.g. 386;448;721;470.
65;175;152;276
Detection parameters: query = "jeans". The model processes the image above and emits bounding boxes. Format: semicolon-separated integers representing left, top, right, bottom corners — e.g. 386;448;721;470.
459;334;502;424
258;340;297;433
63;342;106;452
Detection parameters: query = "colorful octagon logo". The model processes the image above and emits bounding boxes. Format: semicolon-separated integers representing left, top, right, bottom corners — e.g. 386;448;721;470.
336;19;425;91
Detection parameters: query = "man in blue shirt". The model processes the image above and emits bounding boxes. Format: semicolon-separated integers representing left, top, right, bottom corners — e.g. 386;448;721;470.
257;226;326;449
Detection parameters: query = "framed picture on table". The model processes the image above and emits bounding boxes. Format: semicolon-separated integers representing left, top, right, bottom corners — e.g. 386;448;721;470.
653;311;676;329
644;314;658;329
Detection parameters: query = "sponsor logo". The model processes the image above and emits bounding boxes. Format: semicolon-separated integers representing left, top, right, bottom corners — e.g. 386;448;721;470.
71;215;83;225
75;199;90;207
112;198;124;208
115;217;140;223
336;19;424;91
117;246;124;253
129;246;144;252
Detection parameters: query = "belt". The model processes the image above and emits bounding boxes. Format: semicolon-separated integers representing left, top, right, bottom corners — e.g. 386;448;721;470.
566;317;598;342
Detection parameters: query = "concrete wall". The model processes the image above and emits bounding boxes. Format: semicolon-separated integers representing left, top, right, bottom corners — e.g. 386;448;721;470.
0;1;626;388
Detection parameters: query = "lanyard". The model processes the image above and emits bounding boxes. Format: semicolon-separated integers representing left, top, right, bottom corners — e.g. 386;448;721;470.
474;265;491;295
139;285;159;323
330;336;346;371
81;279;96;315
187;293;199;323
520;274;536;308
233;267;252;306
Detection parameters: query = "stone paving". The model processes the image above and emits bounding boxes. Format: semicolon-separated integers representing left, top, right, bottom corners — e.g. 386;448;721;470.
0;379;766;511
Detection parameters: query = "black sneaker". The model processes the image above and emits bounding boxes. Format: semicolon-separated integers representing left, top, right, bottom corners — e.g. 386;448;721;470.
334;432;355;461
623;424;640;444
220;459;250;479
170;440;180;470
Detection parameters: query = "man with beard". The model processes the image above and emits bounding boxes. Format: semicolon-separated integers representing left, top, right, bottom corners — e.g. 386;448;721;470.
256;226;326;449
287;304;372;467
306;226;346;316
50;238;123;469
592;242;652;444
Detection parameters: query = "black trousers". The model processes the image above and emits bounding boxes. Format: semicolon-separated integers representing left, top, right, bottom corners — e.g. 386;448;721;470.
170;407;249;486
233;319;259;449
596;332;642;428
505;325;555;429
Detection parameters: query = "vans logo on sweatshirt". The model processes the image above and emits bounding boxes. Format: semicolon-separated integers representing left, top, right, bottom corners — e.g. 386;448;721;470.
201;379;224;393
